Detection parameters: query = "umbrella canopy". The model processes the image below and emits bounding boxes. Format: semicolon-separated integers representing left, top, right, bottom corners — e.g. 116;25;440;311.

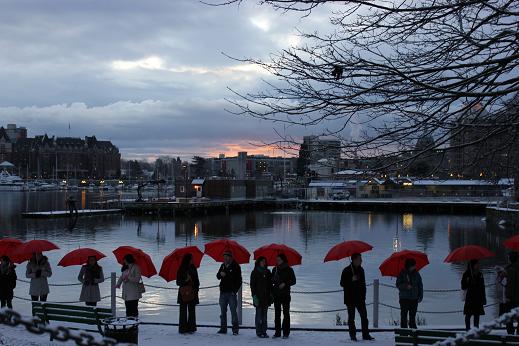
113;246;157;278
444;245;495;263
159;246;204;282
379;249;429;277
253;243;302;266
324;240;373;262
504;235;519;250
204;239;250;264
0;238;30;263
58;248;106;267
14;240;59;259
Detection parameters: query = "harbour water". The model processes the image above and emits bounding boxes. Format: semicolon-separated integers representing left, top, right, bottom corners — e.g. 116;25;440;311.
0;191;513;328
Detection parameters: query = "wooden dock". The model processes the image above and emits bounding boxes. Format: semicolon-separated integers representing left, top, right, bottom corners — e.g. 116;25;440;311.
21;209;123;219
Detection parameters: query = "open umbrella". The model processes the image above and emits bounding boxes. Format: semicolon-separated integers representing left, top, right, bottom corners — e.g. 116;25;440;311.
504;235;519;250
58;248;106;267
14;240;59;260
324;240;373;262
253;243;302;266
379;250;429;277
204;239;250;264
113;246;157;278
159;246;204;282
444;245;495;263
0;238;30;263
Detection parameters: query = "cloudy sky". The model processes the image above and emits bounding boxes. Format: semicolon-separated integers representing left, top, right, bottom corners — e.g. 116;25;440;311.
0;0;334;160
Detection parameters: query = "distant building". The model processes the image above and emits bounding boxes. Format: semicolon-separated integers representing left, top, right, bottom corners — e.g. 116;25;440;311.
175;177;273;199
298;136;341;177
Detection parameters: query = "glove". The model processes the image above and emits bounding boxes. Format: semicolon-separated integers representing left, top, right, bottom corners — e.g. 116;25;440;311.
253;295;260;307
35;269;42;278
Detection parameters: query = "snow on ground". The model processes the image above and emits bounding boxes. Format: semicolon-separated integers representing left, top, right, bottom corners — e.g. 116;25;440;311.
0;324;395;346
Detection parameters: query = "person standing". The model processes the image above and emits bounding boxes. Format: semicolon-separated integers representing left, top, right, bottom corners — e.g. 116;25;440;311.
505;251;519;335
216;251;242;335
26;252;52;302
461;259;486;330
177;253;200;334
396;258;423;329
116;254;142;318
272;253;296;339
250;256;272;338
78;256;105;307
340;253;374;341
0;256;17;309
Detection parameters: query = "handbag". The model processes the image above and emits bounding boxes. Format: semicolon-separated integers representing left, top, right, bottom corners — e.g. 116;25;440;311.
180;284;195;303
138;279;146;294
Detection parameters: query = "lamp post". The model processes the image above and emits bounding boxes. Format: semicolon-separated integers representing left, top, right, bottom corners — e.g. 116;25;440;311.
182;163;188;199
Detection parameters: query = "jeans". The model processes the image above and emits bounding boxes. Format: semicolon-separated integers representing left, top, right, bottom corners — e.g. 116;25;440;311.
347;301;370;338
125;300;139;318
400;299;418;329
465;314;480;331
31;295;48;302
274;299;291;337
255;306;268;336
0;299;13;309
179;302;197;334
219;292;238;333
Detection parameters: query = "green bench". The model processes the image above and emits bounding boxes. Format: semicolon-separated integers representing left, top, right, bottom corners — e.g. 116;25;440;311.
32;302;113;339
395;328;519;346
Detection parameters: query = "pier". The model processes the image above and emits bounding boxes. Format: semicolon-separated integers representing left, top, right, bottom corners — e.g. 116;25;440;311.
21;208;123;219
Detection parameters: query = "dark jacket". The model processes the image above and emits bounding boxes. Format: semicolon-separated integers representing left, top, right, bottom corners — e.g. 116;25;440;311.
250;266;272;307
462;270;486;316
272;263;296;303
506;262;519;303
340;264;366;305
0;264;17;300
216;260;242;294
396;269;423;302
177;264;200;304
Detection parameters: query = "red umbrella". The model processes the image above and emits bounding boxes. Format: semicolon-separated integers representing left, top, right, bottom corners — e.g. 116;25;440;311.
15;240;59;259
379;250;429;277
204;239;250;264
504;235;519;250
58;248;106;267
159;246;204;282
324;240;373;262
0;238;30;263
113;246;157;278
444;245;495;263
253;243;302;266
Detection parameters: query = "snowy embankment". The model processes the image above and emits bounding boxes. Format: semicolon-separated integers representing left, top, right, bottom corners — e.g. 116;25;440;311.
0;324;395;346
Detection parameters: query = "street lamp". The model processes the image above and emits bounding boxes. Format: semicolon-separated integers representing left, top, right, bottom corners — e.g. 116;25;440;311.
182;163;188;199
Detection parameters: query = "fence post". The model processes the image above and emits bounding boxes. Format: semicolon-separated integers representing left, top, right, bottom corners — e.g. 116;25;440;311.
237;285;243;325
111;272;116;317
373;279;379;328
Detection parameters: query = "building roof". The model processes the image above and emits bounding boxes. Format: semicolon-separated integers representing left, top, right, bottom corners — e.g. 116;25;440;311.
191;178;205;185
308;180;347;188
413;179;512;186
335;169;374;175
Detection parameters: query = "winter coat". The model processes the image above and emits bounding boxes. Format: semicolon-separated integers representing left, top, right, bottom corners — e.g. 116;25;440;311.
340;264;366;306
272;263;296;303
396;269;423;302
461;269;486;315
216;260;242;294
506;262;519;303
26;257;52;296
0;263;17;300
250;266;272;307
78;265;105;303
176;264;200;305
117;264;142;301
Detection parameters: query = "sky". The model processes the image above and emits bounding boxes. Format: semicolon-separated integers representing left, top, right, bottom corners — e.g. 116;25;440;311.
0;0;335;161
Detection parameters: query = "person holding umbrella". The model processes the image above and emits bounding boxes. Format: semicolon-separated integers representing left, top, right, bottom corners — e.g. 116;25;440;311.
26;252;52;302
116;254;143;318
461;259;486;330
78;256;105;307
0;256;17;309
176;253;200;334
272;253;296;339
396;258;423;329
250;256;272;338
216;251;242;335
505;251;519;335
340;253;374;341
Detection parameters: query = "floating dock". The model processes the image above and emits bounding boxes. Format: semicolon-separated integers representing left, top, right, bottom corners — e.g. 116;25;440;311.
21;209;123;219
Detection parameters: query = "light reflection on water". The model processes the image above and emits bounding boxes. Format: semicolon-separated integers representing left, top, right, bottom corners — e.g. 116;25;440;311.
0;191;514;327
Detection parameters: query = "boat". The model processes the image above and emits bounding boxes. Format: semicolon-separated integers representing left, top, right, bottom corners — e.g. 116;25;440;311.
0;170;25;191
